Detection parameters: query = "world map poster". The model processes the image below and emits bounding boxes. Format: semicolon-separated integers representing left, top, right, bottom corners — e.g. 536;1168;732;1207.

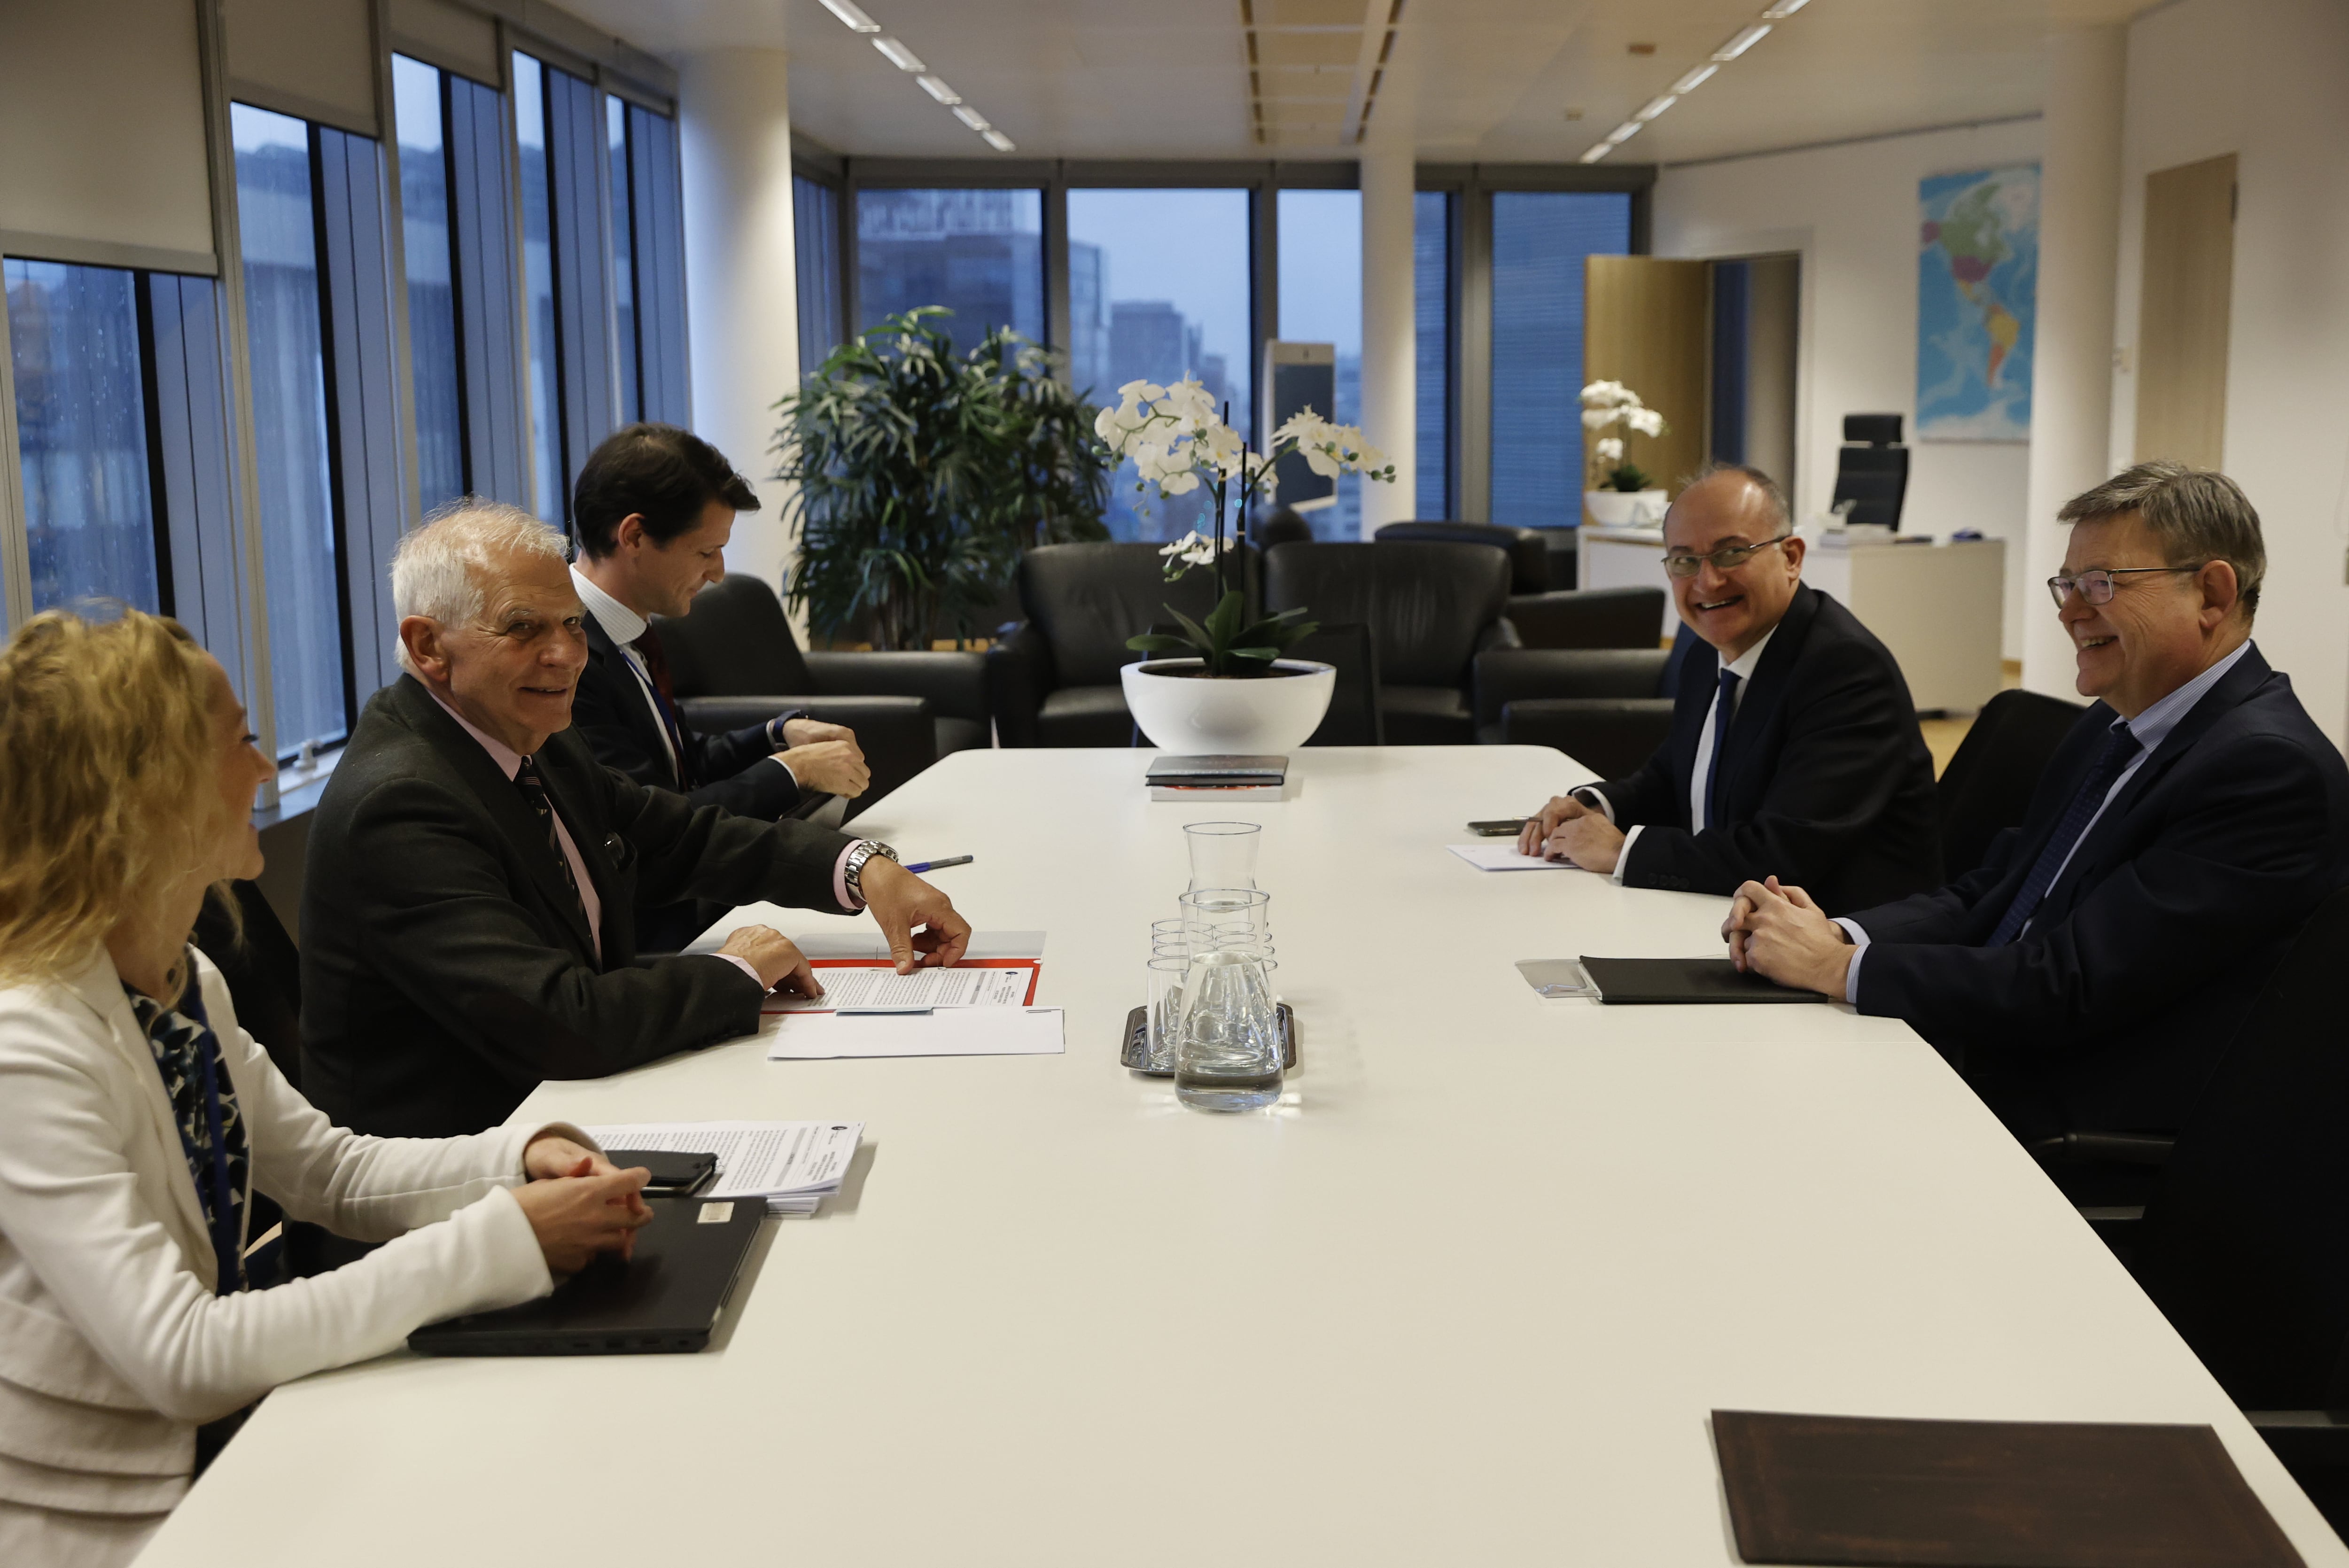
1917;163;2040;441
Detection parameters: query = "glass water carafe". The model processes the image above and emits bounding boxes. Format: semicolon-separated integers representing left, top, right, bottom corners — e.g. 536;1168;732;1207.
1174;888;1281;1111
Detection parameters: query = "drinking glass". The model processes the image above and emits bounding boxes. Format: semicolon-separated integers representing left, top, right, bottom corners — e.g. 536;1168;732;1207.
1184;821;1262;894
1174;888;1281;1111
1145;953;1187;1072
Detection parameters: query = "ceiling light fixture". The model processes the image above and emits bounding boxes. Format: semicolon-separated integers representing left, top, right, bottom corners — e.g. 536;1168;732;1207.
871;36;926;71
818;0;880;31
1711;23;1773;62
1579;0;1804;162
981;129;1016;152
952;104;990;131
915;74;961;104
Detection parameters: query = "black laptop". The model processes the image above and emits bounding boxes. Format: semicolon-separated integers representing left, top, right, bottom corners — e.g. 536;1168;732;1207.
409;1196;764;1357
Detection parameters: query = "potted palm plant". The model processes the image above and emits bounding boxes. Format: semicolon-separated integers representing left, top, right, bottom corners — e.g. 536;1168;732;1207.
1094;377;1394;752
774;307;1110;650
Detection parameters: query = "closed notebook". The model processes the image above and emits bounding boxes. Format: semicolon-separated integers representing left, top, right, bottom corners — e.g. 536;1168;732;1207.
1711;1410;2303;1568
1579;956;1828;1004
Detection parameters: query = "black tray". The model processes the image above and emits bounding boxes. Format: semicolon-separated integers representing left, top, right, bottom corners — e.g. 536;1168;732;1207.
1121;1003;1298;1076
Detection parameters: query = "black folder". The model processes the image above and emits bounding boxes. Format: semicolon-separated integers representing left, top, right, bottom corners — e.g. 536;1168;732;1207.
1578;956;1828;1004
1712;1409;2302;1568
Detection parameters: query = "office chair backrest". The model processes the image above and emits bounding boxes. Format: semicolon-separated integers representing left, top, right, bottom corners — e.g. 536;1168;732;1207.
1832;412;1910;529
1935;689;2090;876
2131;885;2349;1409
1018;542;1224;688
1372;520;1550;595
1262;541;1511;688
1503;585;1669;650
651;574;815;697
1285;621;1383;745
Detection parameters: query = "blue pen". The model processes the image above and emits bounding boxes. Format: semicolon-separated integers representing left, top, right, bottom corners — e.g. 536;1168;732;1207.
903;855;973;874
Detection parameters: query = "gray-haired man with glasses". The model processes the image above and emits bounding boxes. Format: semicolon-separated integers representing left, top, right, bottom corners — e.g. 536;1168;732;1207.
1728;462;2349;1146
1518;464;1941;912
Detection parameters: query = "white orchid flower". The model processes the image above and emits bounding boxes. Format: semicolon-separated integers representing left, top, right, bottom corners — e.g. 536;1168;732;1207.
1118;379;1167;404
1581;407;1618;430
1625;407;1666;437
1596;436;1625;462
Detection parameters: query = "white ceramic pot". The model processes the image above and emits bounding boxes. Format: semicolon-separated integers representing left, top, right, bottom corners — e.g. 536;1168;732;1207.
1120;658;1337;753
1584;488;1669;528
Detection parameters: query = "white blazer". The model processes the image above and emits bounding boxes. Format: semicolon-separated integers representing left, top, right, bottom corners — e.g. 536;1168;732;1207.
0;944;572;1518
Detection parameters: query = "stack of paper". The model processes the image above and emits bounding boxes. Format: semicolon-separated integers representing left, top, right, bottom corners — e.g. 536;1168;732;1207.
585;1120;863;1215
1447;843;1587;872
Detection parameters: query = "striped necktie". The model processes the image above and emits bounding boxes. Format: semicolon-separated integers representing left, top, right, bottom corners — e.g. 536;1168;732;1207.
513;755;584;908
1986;721;2143;946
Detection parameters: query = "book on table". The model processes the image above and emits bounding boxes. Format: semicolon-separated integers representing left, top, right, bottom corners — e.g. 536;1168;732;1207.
1146;753;1292;801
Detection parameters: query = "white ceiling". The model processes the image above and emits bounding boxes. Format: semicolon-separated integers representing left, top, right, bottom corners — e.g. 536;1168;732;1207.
565;0;2157;165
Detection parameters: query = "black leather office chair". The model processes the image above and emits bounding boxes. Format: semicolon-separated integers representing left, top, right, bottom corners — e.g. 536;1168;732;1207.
1935;688;2087;877
1286;622;1384;745
1474;647;1677;776
1832;412;1910;529
2106;888;2349;1530
1499;586;1668;652
1374;520;1549;594
1262;541;1514;745
652;574;979;813
986;542;1225;746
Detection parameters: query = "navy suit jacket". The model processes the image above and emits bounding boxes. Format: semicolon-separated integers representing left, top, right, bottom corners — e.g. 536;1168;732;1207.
573;607;802;821
1846;644;2349;1139
1595;583;1943;912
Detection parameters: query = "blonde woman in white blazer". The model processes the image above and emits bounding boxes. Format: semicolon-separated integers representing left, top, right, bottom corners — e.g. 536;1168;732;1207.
0;609;656;1566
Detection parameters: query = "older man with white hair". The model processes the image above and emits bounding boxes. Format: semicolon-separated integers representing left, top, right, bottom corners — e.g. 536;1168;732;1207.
299;500;971;1146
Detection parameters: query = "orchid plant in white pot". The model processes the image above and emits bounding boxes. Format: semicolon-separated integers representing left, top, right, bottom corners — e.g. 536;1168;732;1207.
1581;380;1671;528
1093;376;1394;751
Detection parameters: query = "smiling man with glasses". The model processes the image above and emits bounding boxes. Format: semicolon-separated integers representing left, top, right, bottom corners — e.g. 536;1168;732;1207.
1728;462;2349;1149
1518;464;1941;912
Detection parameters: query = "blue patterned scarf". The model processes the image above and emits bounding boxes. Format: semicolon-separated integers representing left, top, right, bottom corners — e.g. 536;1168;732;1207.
123;951;249;1295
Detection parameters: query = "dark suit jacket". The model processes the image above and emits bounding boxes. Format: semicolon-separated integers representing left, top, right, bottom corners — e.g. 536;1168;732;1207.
573;606;802;820
299;676;858;1139
1846;645;2349;1139
1594;584;1942;911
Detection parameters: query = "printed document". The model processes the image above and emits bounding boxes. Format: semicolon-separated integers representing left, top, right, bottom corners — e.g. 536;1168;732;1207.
1447;843;1588;872
768;963;1034;1013
584;1120;863;1215
765;1007;1065;1061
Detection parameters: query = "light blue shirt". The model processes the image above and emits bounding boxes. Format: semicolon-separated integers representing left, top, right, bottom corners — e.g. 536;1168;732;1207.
1835;639;2256;1005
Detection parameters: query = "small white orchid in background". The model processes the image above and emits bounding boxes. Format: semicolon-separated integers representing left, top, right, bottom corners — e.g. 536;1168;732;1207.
1158;529;1221;572
1579;380;1668;492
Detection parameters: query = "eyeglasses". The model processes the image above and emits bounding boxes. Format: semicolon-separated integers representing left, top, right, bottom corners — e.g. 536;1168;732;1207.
1662;534;1790;579
2045;566;2201;609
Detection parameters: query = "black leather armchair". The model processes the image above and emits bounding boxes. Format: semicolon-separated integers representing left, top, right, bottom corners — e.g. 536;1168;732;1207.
652;574;988;809
1501;586;1668;651
1935;688;2086;877
1474;646;1676;776
1374;520;1549;592
1262;541;1514;745
986;542;1223;746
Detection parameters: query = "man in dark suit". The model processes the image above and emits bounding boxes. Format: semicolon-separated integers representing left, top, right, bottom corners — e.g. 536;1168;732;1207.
1729;463;2349;1141
1517;465;1941;911
567;424;871;951
301;500;971;1141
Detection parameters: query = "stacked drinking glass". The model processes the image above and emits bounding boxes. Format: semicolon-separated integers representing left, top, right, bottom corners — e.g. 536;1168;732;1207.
1166;823;1283;1112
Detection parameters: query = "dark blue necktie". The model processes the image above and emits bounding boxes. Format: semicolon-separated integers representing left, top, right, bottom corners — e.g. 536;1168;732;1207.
1703;668;1742;831
1986;721;2143;946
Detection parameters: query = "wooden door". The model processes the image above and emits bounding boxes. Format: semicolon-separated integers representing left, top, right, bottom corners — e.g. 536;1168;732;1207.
1583;256;1709;524
2134;154;2236;468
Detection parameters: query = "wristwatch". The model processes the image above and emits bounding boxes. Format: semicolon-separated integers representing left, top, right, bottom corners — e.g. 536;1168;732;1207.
841;838;900;904
765;711;804;750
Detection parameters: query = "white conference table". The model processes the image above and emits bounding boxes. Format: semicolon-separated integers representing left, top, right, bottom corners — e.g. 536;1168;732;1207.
143;747;2343;1566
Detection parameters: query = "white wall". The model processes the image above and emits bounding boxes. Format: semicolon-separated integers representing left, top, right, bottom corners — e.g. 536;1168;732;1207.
1652;119;2045;662
2109;0;2349;750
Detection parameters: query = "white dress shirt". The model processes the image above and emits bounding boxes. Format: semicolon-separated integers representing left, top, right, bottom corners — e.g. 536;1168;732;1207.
1583;623;1778;885
1835;639;2256;1004
569;566;798;789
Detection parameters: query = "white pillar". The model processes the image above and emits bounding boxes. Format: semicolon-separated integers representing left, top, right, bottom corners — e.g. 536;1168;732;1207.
678;47;801;598
2021;25;2127;699
1359;146;1418;534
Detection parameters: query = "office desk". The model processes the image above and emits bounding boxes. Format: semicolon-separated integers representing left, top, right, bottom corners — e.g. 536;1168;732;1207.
141;748;2342;1566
